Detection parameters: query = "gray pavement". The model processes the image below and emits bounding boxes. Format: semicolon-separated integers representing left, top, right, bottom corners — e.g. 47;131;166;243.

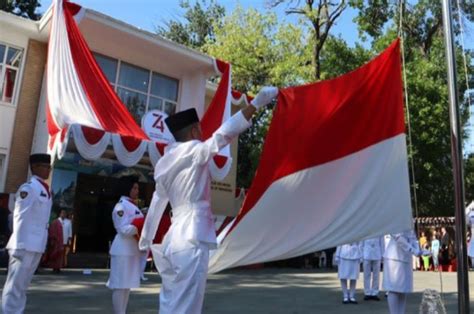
0;267;473;313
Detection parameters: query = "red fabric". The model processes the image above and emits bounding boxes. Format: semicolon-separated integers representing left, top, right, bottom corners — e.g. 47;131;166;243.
81;126;106;145
201;59;230;140
46;101;61;141
213;155;228;169
156;142;167;156
216;216;234;236
231;90;253;103
132;207;172;244
43;219;64;269
37;179;51;199
229;39;405;236
120;135;142;152
63;2;148;140
4;68;14;99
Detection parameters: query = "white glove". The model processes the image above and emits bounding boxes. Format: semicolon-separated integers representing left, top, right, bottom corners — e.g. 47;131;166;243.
334;257;340;266
139;237;152;251
251;86;279;109
10;249;25;261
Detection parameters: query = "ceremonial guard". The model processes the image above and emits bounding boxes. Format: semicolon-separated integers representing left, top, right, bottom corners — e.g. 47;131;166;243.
140;86;278;314
2;154;52;314
335;242;362;304
383;230;430;314
361;237;384;300
107;178;144;314
466;201;474;267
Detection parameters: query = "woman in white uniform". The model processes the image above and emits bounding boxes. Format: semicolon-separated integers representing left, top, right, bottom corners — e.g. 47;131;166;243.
383;230;430;314
335;242;362;304
107;178;144;314
466;201;474;267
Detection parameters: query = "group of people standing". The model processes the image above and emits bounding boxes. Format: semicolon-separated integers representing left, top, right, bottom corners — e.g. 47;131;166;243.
336;232;431;314
43;209;73;273
417;228;450;272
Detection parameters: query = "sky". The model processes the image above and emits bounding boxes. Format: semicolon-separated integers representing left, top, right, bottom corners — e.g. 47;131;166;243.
39;0;474;153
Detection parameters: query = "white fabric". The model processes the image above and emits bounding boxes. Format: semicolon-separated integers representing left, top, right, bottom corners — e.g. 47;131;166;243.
7;176;52;253
151;243;209;314
384;230;421;263
140;111;251;252
209;135;413;273
59;218;72;245
109;197;143;256
466;202;474;257
147;141;165;167
72;124;111;160
107;256;140;289
383;258;413;293
47;0;102;131
363;259;381;296
2;250;42;314
387;291;407;314
361;237;384;260
111;289;130;314
209;156;233;181
335;243;362;260
111;135;148;167
250;86;278;108
337;259;360;280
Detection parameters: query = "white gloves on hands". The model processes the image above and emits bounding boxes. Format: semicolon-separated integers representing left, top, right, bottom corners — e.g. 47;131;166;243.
251;86;279;109
139;237;152;251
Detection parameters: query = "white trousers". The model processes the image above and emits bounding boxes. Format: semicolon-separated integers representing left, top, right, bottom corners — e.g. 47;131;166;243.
2;250;42;314
112;289;130;314
153;243;209;314
363;259;381;296
387;291;407;314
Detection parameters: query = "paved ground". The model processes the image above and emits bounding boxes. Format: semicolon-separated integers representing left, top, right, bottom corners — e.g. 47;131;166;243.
0;267;473;313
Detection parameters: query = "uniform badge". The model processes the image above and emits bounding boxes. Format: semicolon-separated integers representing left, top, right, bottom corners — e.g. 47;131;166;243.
40;191;47;197
20;191;28;199
135;210;140;215
117;210;124;217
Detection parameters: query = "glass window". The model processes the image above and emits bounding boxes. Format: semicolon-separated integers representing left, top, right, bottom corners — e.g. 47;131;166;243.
118;62;149;92
148;97;163;111
117;87;147;124
0;44;5;63
94;53;117;83
151;73;179;101
1;68;17;103
6;47;22;67
164;101;177;116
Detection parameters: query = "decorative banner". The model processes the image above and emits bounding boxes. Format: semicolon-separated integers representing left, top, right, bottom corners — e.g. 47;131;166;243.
112;134;148;167
148;141;168;167
71;125;111;160
209;39;413;273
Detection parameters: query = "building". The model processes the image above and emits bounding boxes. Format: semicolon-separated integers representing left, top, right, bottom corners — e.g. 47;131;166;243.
0;7;240;257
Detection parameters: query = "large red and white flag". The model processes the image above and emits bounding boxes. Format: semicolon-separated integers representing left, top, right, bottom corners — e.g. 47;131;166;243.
209;39;413;273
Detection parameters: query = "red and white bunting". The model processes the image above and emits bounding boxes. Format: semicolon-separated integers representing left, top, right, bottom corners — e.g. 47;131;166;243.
71;125;111;160
111;134;148;167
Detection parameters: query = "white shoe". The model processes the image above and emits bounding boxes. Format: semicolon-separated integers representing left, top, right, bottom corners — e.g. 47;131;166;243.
141;275;148;281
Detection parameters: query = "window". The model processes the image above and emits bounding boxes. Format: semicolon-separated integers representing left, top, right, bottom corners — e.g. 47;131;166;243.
93;53;179;123
0;43;23;105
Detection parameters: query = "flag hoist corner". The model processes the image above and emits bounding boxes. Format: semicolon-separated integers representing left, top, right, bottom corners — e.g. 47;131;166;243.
208;39;414;273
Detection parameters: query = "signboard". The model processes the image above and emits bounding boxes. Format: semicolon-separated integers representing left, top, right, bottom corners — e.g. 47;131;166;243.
141;110;175;143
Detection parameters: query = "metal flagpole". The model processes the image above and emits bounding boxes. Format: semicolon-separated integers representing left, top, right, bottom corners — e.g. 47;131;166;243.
441;0;470;313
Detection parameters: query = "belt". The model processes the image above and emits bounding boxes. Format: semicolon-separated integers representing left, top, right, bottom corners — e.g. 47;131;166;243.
169;201;210;219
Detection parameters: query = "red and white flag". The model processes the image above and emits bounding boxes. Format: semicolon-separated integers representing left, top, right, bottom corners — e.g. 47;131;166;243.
209;39;413;273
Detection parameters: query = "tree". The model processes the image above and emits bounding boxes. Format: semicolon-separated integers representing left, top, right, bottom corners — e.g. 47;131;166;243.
0;0;41;20
268;0;349;80
156;0;225;50
353;1;474;216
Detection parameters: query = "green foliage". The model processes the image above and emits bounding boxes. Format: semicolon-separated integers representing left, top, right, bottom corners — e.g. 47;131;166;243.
0;0;41;20
156;0;225;50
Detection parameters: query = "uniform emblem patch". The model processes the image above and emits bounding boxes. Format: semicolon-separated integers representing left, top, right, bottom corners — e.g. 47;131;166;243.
20;191;28;199
117;210;124;217
135;210;140;215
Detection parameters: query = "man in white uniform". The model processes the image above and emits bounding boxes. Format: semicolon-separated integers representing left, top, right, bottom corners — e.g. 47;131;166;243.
140;86;278;314
361;237;384;301
2;154;52;314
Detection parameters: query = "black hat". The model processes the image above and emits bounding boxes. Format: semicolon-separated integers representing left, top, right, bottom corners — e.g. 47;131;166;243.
165;108;199;136
29;154;51;164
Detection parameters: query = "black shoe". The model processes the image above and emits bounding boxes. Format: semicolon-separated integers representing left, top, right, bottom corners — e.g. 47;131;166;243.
349;298;358;304
342;298;349;304
364;295;371;301
372;296;381;301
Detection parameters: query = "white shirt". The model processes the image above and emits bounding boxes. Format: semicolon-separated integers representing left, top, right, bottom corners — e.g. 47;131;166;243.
383;230;421;263
110;196;143;256
336;243;362;260
141;111;251;253
6;176;52;253
361;237;384;260
59;217;72;245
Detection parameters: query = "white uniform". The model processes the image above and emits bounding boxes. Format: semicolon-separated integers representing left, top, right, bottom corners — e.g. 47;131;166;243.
361;237;384;296
2;176;52;314
336;243;362;280
466;201;474;258
383;230;421;293
59;217;72;245
141;111;251;314
107;196;143;289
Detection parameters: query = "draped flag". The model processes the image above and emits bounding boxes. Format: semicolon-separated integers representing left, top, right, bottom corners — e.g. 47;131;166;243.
209;39;413;273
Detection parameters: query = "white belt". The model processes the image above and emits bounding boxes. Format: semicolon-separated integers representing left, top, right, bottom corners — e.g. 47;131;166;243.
171;201;210;220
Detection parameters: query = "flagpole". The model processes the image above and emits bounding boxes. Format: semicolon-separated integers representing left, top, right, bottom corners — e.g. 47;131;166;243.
441;0;470;313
